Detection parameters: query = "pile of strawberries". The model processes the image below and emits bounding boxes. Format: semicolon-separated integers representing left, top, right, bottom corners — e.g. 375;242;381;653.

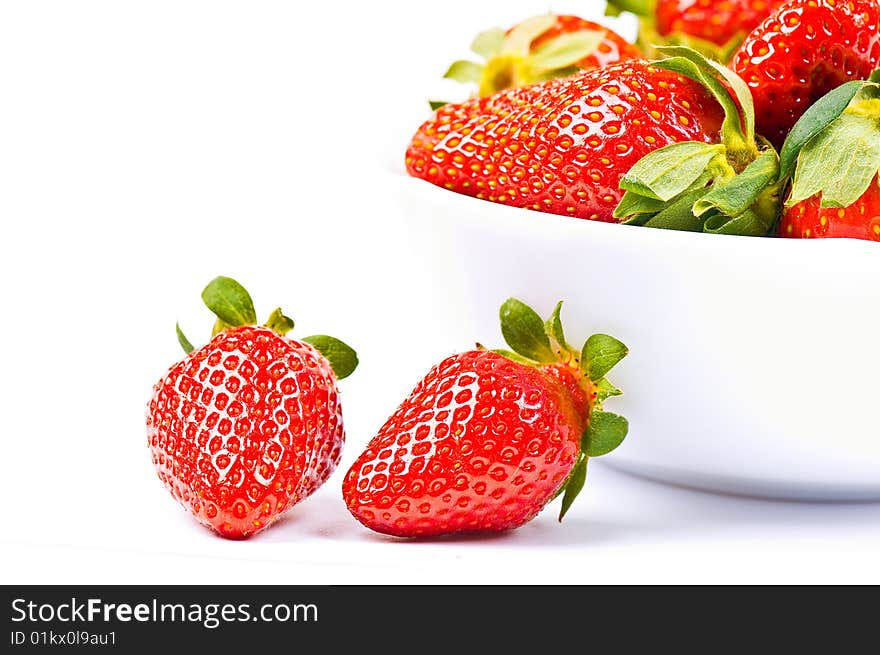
407;1;880;242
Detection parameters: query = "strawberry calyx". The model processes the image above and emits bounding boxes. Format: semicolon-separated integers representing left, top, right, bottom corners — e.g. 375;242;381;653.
613;46;782;236
176;275;358;380
491;298;629;521
444;14;609;97
777;72;880;210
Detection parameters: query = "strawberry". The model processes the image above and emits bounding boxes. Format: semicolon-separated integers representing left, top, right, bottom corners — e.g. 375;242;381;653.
443;14;640;97
607;0;785;59
731;0;880;150
656;0;786;50
147;276;357;539
775;75;880;241
342;299;628;538
407;59;725;222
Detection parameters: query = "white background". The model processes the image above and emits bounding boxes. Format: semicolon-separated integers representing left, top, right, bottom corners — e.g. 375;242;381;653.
2;0;879;585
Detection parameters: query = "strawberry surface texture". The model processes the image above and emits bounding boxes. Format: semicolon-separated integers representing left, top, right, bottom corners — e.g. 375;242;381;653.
731;0;880;149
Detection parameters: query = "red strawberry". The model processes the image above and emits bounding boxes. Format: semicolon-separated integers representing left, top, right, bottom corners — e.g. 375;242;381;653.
408;60;725;222
444;14;641;97
655;0;787;49
731;0;880;149
343;299;629;538
775;76;880;241
147;276;357;539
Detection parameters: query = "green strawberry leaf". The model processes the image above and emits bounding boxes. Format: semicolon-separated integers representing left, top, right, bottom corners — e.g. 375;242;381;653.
703;206;776;236
558;455;588;522
504;13;557;54
693;148;779;220
302;335;358;380
613;190;668;221
582;411;629;457
604;0;651;16
582;334;628;381
528;29;606;73
491;349;536;365
201;276;257;327
652;52;755;160
619;141;726;201
595;377;623;404
471;27;506;59
176;322;194;355
545;301;566;348
778;80;864;182
788;112;880;208
499;298;556;363
265;307;295;335
443;60;483;84
428;100;448;111
639;185;711;232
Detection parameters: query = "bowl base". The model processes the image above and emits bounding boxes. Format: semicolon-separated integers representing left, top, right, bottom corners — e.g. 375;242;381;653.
603;460;880;503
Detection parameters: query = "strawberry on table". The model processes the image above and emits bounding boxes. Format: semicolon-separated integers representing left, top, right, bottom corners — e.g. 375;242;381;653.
147;276;357;539
731;0;880;150
775;74;880;241
443;13;641;97
343;299;628;538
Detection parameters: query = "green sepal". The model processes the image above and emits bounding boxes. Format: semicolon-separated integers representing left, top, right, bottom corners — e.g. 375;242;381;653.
499;298;556;363
636;185;711;232
582;411;629;457
778;80;864;181
201;276;257;328
504;13;556;54
613;190;667;221
491;349;537;365
428;100;448;111
265;307;295;335
788;111;880;208
619;141;726;201
302;335;358;380
581;334;628;381
604;0;651;16
471;27;505;59
557;455;588;522
694;149;778;218
595;378;623;405
444;60;483;84
528;29;606;73
651;49;756;162
176;322;194;355
545;301;566;349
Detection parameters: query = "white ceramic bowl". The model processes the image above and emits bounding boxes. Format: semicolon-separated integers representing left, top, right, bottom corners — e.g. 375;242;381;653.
395;171;880;501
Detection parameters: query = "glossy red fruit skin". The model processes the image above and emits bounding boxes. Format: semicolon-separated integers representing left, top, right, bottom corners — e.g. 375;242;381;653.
342;351;590;538
530;15;641;69
778;177;880;241
731;0;880;149
406;61;724;222
656;0;786;46
147;325;344;539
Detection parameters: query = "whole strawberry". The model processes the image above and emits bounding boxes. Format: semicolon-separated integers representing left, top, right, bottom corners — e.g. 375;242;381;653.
775;75;880;241
343;299;628;537
444;14;640;97
731;0;880;149
147;276;357;538
407;60;724;222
